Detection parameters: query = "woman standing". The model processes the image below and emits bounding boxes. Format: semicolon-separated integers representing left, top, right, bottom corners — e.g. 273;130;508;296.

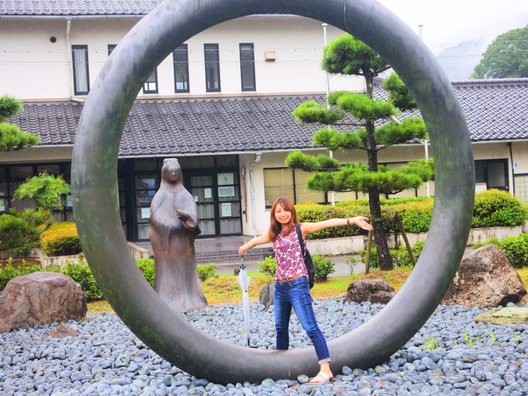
239;197;373;385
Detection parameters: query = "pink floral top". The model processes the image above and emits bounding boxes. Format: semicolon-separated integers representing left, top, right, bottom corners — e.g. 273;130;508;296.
273;225;308;281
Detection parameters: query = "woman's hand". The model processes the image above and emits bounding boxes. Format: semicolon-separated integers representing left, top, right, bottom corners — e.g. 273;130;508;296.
239;245;248;256
350;216;373;231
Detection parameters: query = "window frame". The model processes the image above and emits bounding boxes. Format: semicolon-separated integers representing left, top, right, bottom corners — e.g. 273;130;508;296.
173;44;190;93
107;44;117;55
204;43;221;93
143;69;159;94
239;43;256;91
72;45;90;95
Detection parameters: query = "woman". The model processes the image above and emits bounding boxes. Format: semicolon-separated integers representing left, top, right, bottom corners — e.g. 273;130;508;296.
239;197;373;385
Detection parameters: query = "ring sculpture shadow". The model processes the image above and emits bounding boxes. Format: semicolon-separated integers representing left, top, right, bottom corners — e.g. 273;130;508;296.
72;0;475;385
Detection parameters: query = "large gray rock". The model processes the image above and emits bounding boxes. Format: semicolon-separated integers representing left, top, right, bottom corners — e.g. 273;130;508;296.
259;281;275;309
343;279;395;304
442;244;527;308
0;272;87;333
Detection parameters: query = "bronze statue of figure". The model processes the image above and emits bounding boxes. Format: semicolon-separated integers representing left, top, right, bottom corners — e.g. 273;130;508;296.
149;158;207;312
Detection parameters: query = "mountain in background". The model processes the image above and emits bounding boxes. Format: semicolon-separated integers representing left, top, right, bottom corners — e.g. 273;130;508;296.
435;40;486;81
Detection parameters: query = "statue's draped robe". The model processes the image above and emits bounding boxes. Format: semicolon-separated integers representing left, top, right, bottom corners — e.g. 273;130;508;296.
150;170;207;312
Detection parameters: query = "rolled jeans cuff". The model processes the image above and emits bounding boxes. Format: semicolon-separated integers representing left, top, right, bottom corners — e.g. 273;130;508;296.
318;357;331;365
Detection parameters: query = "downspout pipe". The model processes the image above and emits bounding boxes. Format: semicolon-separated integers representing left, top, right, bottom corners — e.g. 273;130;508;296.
66;19;73;98
508;142;515;195
248;152;262;237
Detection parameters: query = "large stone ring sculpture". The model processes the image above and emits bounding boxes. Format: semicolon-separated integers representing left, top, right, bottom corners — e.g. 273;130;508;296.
72;0;474;384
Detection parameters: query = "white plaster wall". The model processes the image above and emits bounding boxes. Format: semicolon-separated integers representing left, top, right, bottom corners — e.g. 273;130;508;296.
0;15;363;100
0;19;72;98
242;142;527;236
511;141;528;174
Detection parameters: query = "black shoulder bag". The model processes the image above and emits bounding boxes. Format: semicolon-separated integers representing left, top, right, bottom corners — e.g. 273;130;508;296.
295;224;315;288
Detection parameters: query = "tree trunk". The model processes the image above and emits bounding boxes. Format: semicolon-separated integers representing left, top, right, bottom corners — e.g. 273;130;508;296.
367;185;393;270
364;70;393;270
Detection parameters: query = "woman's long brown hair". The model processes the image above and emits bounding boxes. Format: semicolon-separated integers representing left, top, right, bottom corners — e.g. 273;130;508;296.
267;197;299;241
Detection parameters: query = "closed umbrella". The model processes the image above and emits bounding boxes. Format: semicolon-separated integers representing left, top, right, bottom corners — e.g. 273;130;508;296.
237;256;251;347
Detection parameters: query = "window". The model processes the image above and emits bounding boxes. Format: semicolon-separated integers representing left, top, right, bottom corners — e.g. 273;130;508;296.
514;174;528;202
173;44;190;93
263;168;324;207
0;163;72;220
143;70;158;94
72;45;89;95
204;44;221;92
239;43;256;91
108;44;117;55
475;159;509;191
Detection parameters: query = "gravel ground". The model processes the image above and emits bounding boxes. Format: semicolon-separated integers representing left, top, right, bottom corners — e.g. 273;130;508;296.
1;299;528;395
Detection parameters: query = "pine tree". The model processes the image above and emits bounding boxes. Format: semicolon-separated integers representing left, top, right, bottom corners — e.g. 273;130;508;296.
287;34;433;270
0;95;39;151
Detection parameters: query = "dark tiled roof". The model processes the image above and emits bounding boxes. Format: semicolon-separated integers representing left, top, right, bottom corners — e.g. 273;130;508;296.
12;95;329;156
454;79;528;141
119;96;320;156
0;0;162;16
10;78;528;157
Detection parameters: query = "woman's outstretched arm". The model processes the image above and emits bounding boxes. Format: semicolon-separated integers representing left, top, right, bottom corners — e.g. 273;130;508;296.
239;234;272;256
301;216;372;238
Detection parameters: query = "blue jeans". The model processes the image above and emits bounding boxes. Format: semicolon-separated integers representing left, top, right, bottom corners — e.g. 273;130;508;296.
274;276;331;364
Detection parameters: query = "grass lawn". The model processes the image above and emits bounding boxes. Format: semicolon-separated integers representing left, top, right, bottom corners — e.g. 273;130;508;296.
86;265;415;313
87;266;528;314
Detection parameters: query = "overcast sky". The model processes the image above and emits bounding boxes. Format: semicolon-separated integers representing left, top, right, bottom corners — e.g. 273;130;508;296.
376;0;528;55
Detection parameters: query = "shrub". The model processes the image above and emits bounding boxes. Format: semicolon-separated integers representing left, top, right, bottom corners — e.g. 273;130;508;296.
259;256;276;276
361;240;425;269
40;222;81;256
498;234;528;268
137;258;155;285
12;173;70;211
10;208;51;229
0;214;41;257
48;261;104;301
197;263;217;281
0;262;42;291
473;189;527;228
361;246;380;269
312;255;335;281
391;240;425;267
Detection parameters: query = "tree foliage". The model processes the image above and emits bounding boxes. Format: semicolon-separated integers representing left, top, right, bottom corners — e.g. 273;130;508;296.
472;25;528;79
0;95;39;151
288;34;432;270
321;34;390;77
13;173;71;211
381;72;417;110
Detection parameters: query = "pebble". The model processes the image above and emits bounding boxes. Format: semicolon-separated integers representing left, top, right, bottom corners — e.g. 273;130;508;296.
0;301;527;395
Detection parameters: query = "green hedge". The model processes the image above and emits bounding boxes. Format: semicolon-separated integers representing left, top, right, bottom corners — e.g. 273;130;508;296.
296;190;526;239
